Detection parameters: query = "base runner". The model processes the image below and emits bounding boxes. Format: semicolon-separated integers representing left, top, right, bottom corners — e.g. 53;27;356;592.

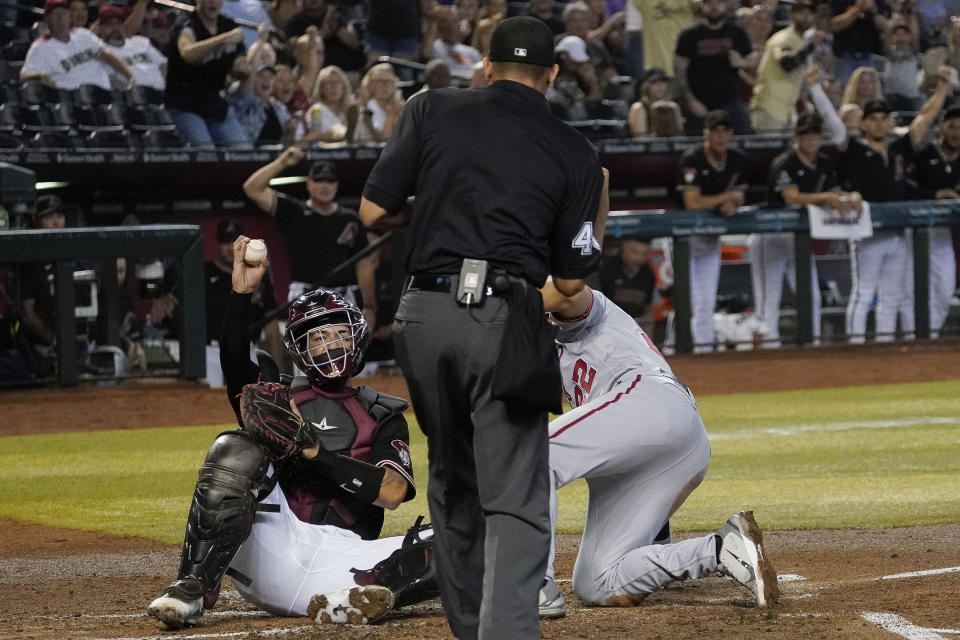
537;282;780;617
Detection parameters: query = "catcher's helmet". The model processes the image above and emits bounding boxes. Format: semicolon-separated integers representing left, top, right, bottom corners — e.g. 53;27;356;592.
284;288;370;388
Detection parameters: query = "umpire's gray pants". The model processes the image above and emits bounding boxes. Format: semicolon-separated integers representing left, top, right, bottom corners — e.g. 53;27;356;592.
393;289;550;640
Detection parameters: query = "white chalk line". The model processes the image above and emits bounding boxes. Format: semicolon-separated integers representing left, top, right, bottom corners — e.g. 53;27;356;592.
862;613;956;640
22;609;269;622
86;627;306;640
879;566;960;581
710;416;959;440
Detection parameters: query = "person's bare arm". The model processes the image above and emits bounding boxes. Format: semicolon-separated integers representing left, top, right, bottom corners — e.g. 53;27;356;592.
20;71;54;85
21;298;55;345
909;65;953;146
122;0;149;38
628;101;649;137
674;55;707;118
831;2;862;32
99;48;135;85
355;255;378;329
541;277;593;317
178;27;244;65
373;467;409;509
243;147;303;215
359;196;392;228
682;187;739;211
594;167;611;248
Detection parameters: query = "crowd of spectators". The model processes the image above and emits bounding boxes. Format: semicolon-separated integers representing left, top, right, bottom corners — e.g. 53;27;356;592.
3;0;960;380
5;0;960;146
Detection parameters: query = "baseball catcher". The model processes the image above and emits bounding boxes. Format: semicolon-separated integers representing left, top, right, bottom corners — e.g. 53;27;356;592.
147;237;437;629
537;281;780;617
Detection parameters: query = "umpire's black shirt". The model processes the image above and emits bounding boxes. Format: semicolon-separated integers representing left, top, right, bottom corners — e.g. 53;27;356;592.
362;80;605;286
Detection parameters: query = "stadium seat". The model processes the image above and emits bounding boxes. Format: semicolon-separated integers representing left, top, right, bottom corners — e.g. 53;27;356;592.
0;131;22;149
0;84;20;106
73;84;127;130
125;85;165;108
0;102;19;131
81;128;135;149
0;60;23;85
29;130;76;148
0;27;31;60
140;127;182;148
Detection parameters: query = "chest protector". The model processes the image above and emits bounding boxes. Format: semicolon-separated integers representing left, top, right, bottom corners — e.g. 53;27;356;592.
279;377;408;539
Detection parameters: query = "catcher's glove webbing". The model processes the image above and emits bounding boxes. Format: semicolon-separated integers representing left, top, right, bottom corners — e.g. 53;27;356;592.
239;382;319;459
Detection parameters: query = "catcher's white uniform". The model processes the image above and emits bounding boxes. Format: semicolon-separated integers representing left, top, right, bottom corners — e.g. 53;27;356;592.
546;290;720;605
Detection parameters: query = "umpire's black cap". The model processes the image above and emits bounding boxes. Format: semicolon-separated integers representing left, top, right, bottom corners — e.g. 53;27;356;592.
488;16;555;67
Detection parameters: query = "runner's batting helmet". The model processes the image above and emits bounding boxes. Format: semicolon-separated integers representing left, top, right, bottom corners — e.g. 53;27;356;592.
284;289;369;389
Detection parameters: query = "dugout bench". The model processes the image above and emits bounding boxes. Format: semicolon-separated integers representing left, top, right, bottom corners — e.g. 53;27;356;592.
606;201;960;353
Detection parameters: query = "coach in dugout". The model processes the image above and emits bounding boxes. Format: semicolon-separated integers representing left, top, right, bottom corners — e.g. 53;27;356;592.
20;0;134;90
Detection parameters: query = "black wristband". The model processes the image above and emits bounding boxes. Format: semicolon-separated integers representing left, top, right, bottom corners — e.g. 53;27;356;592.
308;448;386;504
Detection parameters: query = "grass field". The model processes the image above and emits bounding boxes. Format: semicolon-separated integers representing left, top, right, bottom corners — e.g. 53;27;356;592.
1;380;958;543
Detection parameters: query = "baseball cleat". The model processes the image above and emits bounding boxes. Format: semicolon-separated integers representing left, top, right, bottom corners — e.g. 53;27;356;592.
307;585;395;624
716;510;779;607
538;577;567;619
147;589;203;628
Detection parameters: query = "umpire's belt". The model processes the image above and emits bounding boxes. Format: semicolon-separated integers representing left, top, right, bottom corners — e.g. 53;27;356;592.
404;273;511;297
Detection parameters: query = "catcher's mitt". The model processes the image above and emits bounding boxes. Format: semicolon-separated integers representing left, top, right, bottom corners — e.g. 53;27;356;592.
239;382;318;459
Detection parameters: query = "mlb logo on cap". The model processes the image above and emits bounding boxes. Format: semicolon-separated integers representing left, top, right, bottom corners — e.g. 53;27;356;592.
514;47;527;56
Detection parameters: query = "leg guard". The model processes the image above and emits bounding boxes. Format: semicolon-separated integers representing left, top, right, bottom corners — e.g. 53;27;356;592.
350;516;439;609
175;430;270;608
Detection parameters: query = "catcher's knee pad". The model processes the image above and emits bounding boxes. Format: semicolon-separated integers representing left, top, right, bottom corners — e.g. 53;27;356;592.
351;516;439;609
177;430;270;601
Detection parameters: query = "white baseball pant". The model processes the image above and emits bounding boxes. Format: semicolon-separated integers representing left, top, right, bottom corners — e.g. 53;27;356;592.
748;233;822;347
545;374;717;605
846;230;910;343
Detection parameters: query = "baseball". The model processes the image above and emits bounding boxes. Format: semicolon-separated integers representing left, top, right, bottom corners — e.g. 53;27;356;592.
244;239;267;266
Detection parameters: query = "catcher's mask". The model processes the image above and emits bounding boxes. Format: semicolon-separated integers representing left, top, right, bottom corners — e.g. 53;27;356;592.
284;288;369;389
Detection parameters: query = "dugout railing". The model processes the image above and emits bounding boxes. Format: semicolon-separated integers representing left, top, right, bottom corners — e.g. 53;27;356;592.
607;201;960;353
0;225;205;385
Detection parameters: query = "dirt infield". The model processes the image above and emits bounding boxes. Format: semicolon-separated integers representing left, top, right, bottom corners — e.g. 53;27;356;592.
1;342;959;639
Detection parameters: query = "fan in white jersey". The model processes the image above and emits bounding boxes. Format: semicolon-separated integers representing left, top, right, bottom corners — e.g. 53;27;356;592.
20;0;134;90
537;281;780;617
98;4;167;91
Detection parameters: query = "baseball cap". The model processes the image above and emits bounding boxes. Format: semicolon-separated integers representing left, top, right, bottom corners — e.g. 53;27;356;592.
255;63;276;75
862;99;892;118
704;109;733;130
44;0;68;14
488;16;555;67
216;219;244;243
555;35;590;63
790;0;815;12
34;194;65;217
308;160;338;182
795;112;823;135
97;4;127;22
944;102;960;121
